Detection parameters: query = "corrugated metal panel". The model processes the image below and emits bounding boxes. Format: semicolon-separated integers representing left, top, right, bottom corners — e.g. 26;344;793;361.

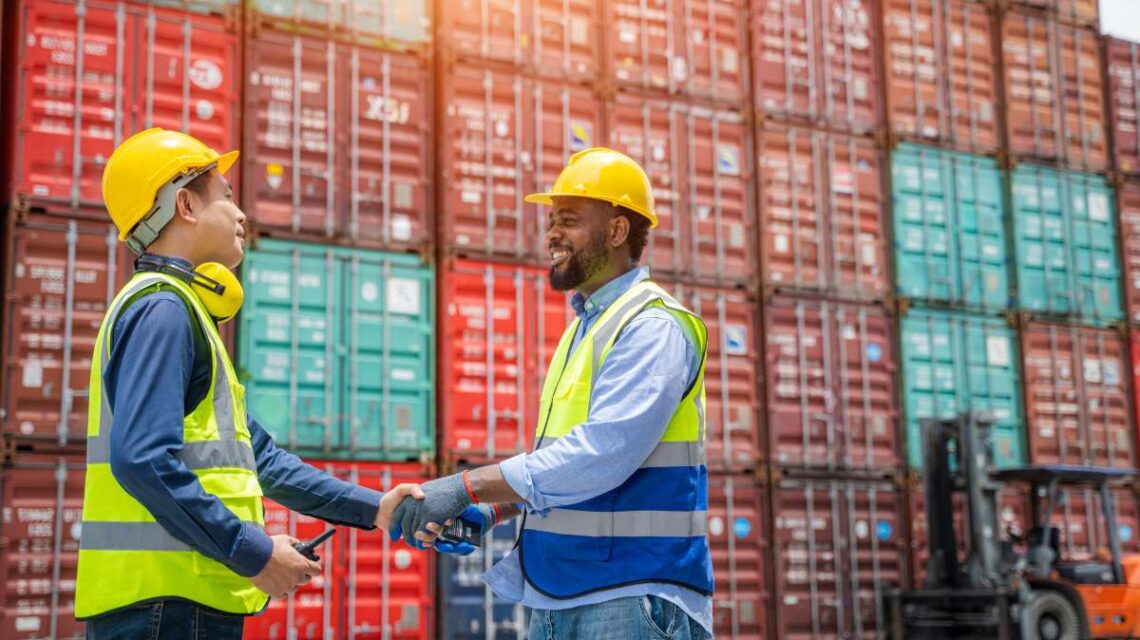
771;479;904;640
244;34;431;249
891;144;1009;311
751;0;881;134
438;68;601;260
132;0;240;15
248;462;434;640
665;283;761;471
9;0;240;212
248;0;431;47
607;97;754;286
882;0;999;153
1120;183;1140;323
757;124;886;298
1010;164;1121;322
1001;11;1107;172
2;215;132;447
0;456;86;640
439;0;597;80
900;310;1024;469
1048;488;1140;560
437;511;529;639
1008;0;1098;29
1107;37;1140;176
1021;323;1133;469
608;0;747;103
908;487;1028;586
708;474;767;640
238;240;435;460
438;261;568;463
764;296;899;473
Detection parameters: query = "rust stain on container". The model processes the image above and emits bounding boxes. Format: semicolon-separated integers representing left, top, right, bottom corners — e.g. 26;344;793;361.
757;124;886;298
882;0;999;153
1107;37;1140;176
771;479;905;639
763;296;899;473
1001;10;1107;172
708;474;768;639
751;0;881;134
1021;323;1134;469
244;32;431;248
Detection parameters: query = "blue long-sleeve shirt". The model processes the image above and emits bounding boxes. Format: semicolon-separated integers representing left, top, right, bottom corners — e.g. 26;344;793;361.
103;256;384;578
487;266;713;634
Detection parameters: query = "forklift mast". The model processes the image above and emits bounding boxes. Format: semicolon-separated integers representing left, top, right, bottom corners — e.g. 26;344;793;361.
921;413;1005;590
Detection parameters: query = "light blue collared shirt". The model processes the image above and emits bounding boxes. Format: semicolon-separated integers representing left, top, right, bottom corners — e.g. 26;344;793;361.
488;266;713;634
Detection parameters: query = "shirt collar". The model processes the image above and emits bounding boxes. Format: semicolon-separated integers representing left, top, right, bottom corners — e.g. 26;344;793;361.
136;254;194;272
570;266;650;319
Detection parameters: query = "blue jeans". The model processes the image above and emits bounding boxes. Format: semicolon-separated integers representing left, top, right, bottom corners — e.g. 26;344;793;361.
528;595;710;640
84;600;245;640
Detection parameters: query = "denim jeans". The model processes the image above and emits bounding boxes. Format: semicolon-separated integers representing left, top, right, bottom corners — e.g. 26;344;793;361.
528;595;710;640
85;599;245;640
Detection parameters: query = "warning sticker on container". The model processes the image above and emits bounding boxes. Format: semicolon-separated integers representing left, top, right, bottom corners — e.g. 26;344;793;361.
1088;192;1109;222
724;325;748;356
717;146;740;176
1084;359;1103;384
1104;361;1121;386
1121;525;1134;542
569;123;592;151
386;278;421;315
877;520;892;540
832;168;854;194
986;336;1010;367
23;360;43;388
189;59;223;90
734;517;751;539
708;516;725;537
391;214;412;242
266;163;284;190
855;520;869;539
866;342;882;363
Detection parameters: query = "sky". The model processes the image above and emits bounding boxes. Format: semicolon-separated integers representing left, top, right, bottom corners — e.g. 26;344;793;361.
1101;0;1140;42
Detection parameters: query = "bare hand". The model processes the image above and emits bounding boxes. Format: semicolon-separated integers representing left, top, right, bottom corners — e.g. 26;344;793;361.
375;483;425;532
249;534;321;599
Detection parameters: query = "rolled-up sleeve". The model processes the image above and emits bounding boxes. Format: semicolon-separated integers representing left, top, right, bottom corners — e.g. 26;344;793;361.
499;310;697;513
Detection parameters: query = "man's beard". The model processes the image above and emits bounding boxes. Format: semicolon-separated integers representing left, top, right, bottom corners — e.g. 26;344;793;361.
549;235;608;292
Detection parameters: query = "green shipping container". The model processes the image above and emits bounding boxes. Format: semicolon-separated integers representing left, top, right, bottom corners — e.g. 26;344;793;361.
1011;165;1121;322
251;0;429;46
892;144;1009;311
900;309;1024;470
237;239;435;460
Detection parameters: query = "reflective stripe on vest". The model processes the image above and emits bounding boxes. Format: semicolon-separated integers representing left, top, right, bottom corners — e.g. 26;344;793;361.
520;279;714;599
76;273;268;619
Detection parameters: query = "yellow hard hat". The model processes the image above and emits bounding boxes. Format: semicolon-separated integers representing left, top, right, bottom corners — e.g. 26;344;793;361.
525;147;658;228
102;128;239;252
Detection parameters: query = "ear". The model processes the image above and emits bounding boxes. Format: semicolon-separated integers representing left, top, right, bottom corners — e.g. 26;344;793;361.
175;188;197;224
609;212;629;248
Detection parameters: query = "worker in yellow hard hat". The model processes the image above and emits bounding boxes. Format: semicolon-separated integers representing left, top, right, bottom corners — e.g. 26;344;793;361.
392;148;714;639
76;128;423;638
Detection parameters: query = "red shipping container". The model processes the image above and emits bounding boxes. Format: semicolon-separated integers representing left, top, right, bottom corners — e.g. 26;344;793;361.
2;215;133;447
243;32;430;248
882;0;999;153
607;0;747;103
1107;37;1140;176
708;474;768;640
439;0;598;80
764;296;899;473
1009;0;1098;28
1046;488;1140;561
438;261;570;463
756;124;886;298
608;96;755;286
247;462;434;640
438;67;601;260
751;0;881;134
1002;11;1107;172
665;283;761;471
771;479;905;640
0;455;86;640
1119;183;1140;323
8;0;240;212
1021;323;1134;469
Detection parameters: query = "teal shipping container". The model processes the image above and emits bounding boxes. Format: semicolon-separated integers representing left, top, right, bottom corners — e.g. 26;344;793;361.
892;144;1009;311
900;309;1024;469
1010;165;1121;322
250;0;430;46
237;239;435;460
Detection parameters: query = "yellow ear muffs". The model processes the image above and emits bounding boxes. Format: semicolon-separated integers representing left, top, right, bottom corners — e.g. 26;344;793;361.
191;262;244;323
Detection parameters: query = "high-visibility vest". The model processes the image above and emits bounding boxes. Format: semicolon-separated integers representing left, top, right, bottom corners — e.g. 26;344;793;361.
75;272;269;619
519;280;714;598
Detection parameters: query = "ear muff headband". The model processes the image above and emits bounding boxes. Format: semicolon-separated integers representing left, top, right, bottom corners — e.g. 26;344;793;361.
135;255;244;323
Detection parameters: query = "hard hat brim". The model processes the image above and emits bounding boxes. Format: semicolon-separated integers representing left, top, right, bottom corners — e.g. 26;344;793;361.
525;191;658;228
216;150;240;175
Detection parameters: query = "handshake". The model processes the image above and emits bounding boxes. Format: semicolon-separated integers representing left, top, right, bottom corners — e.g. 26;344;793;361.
378;471;507;555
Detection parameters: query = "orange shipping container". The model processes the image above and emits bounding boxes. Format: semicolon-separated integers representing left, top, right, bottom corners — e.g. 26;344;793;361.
1107;37;1140;176
1008;0;1098;29
1117;182;1140;323
882;0;999;153
1002;10;1107;172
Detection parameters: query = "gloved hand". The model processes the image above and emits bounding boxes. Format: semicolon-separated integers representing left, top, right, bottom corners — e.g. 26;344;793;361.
433;505;500;556
388;473;472;546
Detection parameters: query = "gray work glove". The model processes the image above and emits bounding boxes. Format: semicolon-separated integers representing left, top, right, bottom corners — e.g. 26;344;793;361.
388;473;472;546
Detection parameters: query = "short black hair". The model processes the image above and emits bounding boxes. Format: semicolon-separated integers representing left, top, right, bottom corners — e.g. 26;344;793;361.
184;169;213;198
614;206;651;263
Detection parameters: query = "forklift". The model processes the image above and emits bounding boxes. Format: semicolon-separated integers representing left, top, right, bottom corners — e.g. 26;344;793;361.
885;413;1140;639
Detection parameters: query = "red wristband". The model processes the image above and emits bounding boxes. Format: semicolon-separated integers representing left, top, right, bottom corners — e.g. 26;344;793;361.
491;503;501;525
462;469;480;504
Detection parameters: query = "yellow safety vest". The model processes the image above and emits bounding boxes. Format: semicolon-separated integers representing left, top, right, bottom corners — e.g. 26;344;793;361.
76;272;268;619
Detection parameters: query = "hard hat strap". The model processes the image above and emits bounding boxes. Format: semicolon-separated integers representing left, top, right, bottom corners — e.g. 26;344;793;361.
125;163;217;254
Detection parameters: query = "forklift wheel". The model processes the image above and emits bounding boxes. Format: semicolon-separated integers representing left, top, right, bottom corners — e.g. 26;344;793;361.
1021;591;1081;640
